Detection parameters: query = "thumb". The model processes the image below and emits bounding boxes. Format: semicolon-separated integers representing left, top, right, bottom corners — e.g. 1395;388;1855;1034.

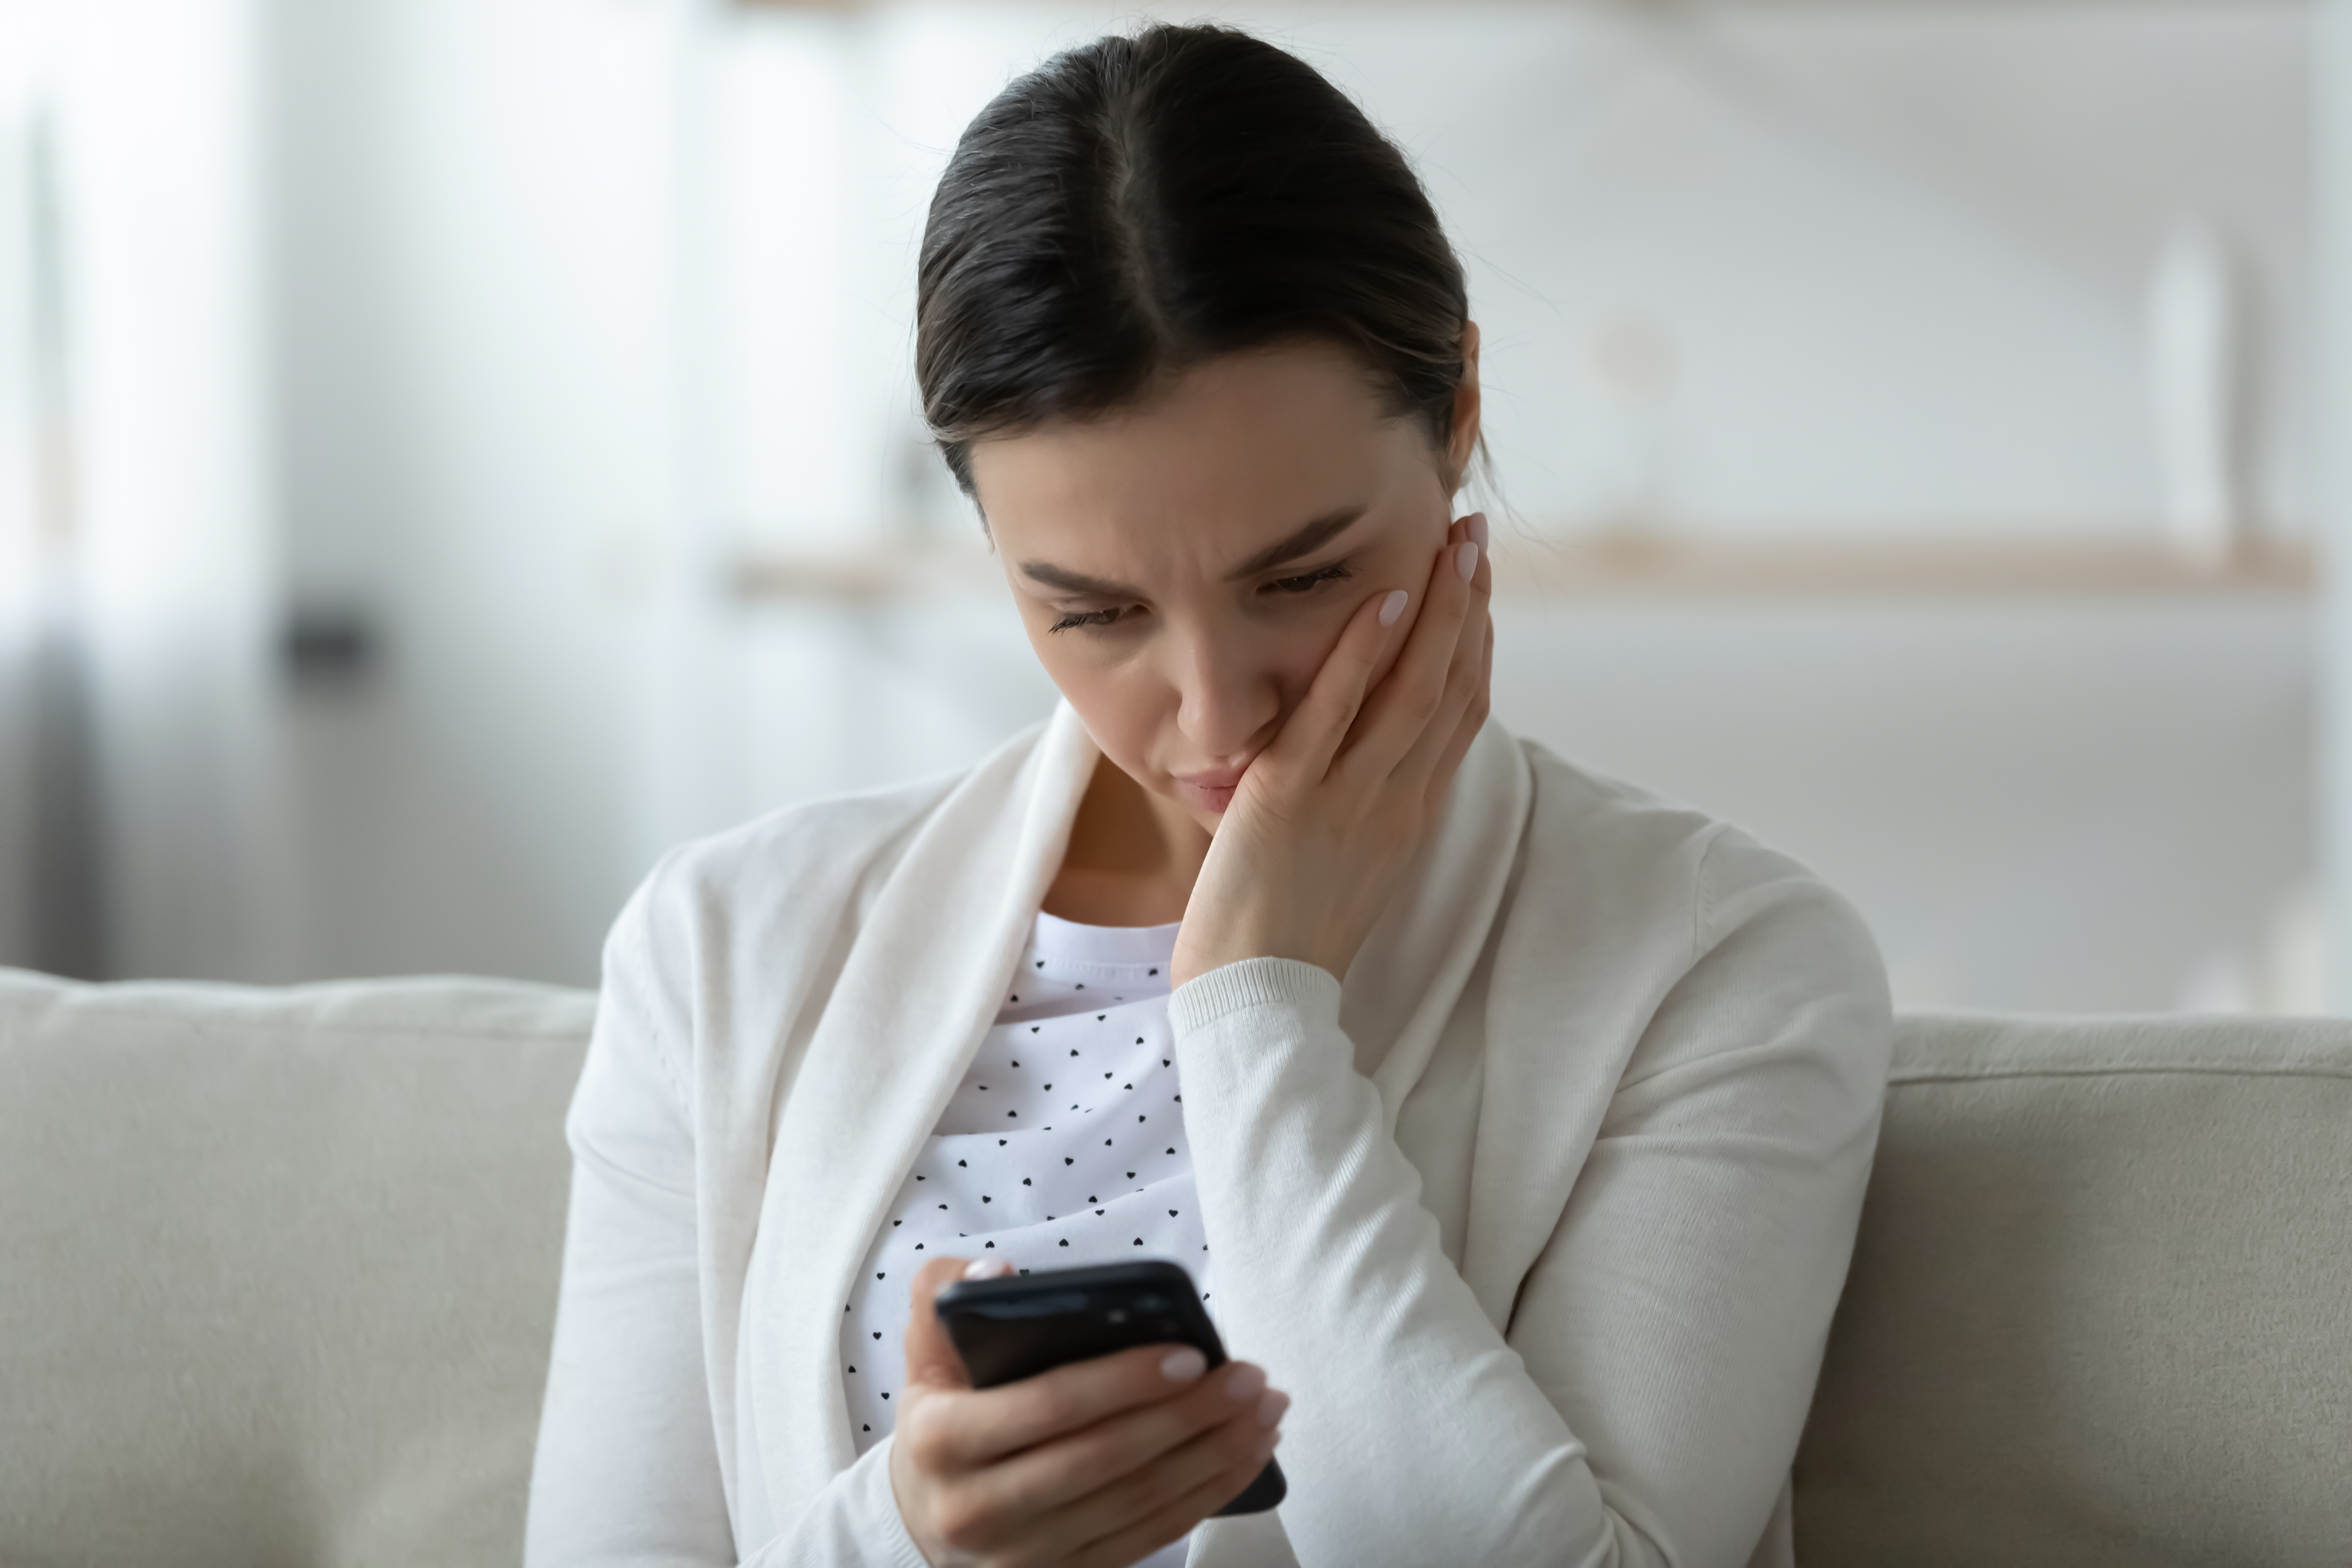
904;1256;1009;1393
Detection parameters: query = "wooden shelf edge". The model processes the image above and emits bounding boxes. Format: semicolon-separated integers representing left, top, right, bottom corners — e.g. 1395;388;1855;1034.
1487;535;2313;598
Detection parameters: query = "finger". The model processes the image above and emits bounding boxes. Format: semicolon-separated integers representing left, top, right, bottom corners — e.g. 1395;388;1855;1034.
1337;515;1482;783
1256;581;1412;787
1411;610;1493;804
1269;509;1480;787
924;1341;1234;1471
1395;526;1493;791
1065;1427;1284;1568
949;1359;1274;1524
902;1257;985;1395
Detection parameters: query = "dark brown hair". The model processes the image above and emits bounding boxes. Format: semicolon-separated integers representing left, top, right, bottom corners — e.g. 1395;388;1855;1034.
915;23;1471;498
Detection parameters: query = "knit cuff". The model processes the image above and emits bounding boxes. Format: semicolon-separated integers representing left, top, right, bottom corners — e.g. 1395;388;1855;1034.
856;1435;934;1568
1167;956;1342;1040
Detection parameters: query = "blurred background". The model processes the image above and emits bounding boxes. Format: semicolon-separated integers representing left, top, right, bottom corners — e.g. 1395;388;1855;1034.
0;0;2338;1014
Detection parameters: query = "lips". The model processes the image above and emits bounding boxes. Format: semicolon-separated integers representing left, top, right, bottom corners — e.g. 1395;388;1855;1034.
1172;765;1247;814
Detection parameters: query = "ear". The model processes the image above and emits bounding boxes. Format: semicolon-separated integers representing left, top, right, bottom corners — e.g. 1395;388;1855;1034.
1442;320;1483;497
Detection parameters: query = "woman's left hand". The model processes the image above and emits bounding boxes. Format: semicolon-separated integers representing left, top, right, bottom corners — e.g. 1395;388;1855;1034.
1170;511;1493;989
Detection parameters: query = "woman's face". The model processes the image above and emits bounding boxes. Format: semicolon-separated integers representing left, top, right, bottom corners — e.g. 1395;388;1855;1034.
969;333;1481;834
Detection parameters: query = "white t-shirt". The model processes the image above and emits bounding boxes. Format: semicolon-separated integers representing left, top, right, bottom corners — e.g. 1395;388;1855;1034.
839;911;1208;1567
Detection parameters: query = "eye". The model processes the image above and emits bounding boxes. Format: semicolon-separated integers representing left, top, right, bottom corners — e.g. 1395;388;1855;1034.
1047;605;1136;634
1266;562;1353;596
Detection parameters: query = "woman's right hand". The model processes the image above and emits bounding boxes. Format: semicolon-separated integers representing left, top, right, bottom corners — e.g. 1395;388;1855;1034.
887;1257;1288;1568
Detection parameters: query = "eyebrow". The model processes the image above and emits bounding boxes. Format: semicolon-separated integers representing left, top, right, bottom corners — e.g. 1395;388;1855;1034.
1015;505;1370;599
1224;505;1368;580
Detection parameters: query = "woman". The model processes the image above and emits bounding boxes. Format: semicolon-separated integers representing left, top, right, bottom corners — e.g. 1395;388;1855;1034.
525;23;1890;1568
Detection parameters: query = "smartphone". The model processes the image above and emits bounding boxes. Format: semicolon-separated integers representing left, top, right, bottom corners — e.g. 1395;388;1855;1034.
932;1260;1286;1516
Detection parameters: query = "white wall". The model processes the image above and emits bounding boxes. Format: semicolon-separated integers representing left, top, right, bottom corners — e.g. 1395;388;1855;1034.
23;0;2306;1007
1490;595;2312;1013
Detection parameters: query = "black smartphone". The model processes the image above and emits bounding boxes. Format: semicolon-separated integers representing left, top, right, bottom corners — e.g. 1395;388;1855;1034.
931;1260;1286;1516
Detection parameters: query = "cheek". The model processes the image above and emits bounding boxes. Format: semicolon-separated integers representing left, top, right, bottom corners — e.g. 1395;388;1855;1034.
1022;595;1363;770
1265;608;1354;702
1024;626;1167;768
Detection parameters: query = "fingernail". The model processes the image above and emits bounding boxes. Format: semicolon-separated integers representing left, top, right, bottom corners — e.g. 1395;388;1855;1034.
1378;589;1408;627
1466;511;1489;550
1255;1389;1289;1428
1456;540;1478;581
1160;1347;1206;1382
962;1258;1013;1280
1223;1363;1267;1401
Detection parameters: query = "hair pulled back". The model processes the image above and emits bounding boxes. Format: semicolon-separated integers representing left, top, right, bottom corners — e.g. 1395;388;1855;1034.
916;23;1471;498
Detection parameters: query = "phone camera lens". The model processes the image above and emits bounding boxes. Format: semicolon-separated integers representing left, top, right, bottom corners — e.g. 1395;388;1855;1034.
1106;1308;1127;1324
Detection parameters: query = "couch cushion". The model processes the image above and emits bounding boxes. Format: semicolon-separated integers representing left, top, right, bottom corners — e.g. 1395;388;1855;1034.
0;968;594;1568
1794;1011;2352;1567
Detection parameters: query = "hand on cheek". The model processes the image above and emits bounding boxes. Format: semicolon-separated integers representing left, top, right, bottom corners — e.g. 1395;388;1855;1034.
1355;505;1474;691
1169;511;1493;988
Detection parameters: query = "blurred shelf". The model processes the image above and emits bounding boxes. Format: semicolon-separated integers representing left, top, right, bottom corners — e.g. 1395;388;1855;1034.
1487;534;2313;598
726;533;2315;605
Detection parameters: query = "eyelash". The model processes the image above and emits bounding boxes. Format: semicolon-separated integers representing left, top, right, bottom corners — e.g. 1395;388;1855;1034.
1047;607;1127;634
1045;562;1356;635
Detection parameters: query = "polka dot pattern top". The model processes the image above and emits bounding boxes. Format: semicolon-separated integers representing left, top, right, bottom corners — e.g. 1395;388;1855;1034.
841;911;1210;1464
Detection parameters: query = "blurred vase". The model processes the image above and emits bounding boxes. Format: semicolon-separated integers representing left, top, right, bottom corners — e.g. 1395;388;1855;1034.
2146;222;2246;562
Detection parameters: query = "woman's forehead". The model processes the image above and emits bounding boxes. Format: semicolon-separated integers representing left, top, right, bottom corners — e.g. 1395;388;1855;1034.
971;345;1430;574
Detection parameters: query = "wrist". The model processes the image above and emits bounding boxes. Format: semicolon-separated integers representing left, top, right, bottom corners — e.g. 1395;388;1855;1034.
884;1432;952;1567
1170;917;1349;990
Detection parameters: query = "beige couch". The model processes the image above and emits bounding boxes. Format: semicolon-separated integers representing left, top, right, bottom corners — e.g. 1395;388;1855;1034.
2;968;2347;1567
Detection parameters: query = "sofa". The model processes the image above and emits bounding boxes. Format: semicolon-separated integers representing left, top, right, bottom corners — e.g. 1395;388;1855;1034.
2;967;2347;1568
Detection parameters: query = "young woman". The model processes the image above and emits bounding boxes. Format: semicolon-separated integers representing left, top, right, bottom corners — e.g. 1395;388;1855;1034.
525;24;1890;1568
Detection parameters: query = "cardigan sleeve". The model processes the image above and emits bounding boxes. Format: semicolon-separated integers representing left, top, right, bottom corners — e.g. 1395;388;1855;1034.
523;875;931;1568
1167;827;1891;1568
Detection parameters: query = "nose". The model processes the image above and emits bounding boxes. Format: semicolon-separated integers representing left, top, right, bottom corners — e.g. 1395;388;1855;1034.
1169;626;1279;763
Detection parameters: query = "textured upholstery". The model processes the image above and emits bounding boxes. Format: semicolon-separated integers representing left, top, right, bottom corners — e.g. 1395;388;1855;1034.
1794;1012;2352;1567
2;970;2346;1567
0;969;593;1568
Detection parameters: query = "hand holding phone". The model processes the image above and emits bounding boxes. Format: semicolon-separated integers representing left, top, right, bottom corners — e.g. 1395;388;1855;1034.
886;1256;1287;1568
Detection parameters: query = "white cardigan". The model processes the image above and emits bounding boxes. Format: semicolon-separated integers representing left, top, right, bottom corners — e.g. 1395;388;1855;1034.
525;704;1892;1568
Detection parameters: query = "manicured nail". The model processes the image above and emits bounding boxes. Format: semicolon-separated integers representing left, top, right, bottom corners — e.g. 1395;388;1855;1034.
1455;540;1478;581
1378;589;1409;626
1466;511;1489;551
1255;1389;1289;1428
1223;1363;1267;1401
962;1258;1013;1280
1160;1348;1207;1382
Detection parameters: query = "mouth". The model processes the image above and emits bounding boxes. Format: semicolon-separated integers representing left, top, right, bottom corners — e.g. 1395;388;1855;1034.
1171;765;1247;814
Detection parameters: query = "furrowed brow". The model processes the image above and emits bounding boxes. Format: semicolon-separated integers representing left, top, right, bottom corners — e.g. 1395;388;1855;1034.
1015;504;1368;597
1224;506;1367;581
1017;560;1142;598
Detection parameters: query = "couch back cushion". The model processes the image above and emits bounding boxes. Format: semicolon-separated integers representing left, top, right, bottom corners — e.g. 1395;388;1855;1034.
0;969;593;1568
1794;1011;2352;1567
